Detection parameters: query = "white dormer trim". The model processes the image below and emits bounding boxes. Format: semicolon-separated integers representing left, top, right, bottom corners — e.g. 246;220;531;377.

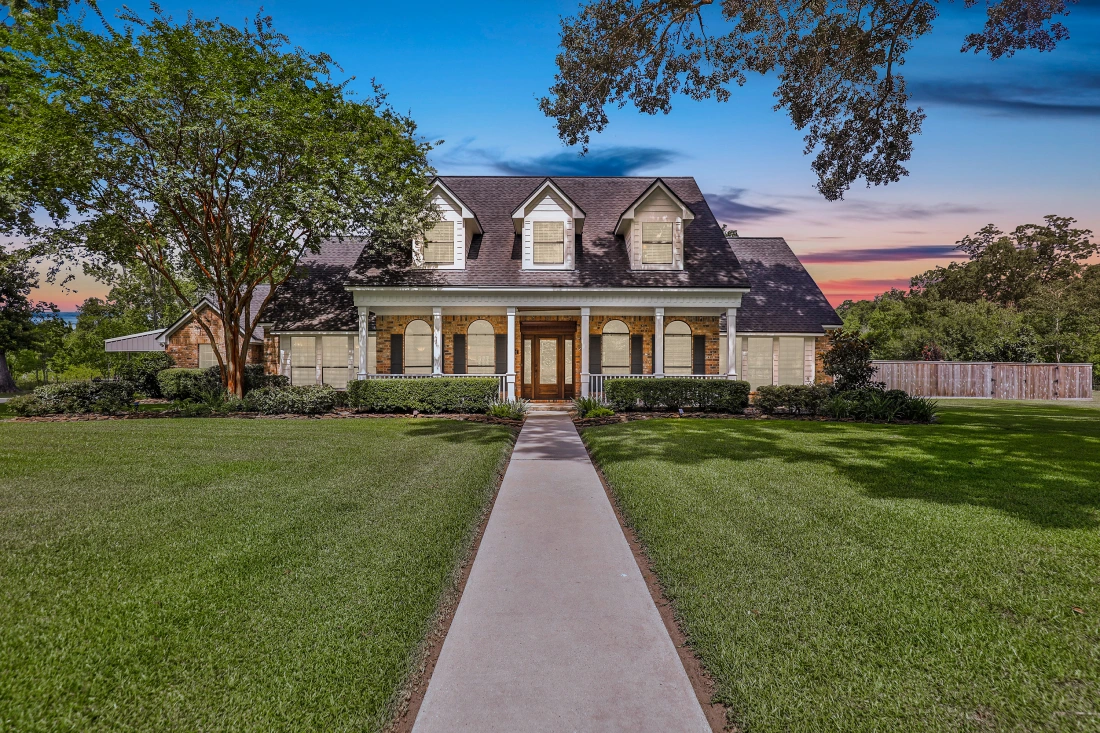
413;178;483;271
510;178;585;235
615;178;695;271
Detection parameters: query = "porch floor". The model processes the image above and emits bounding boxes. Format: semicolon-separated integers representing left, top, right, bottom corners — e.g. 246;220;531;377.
412;414;709;732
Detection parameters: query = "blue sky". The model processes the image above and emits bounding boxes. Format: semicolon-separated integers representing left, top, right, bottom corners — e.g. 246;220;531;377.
38;0;1100;307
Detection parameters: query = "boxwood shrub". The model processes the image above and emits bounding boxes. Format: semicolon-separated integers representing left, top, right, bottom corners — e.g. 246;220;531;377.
8;380;136;416
604;378;750;413
113;352;175;397
347;377;499;414
157;368;221;400
754;384;833;415
245;385;338;415
204;364;289;393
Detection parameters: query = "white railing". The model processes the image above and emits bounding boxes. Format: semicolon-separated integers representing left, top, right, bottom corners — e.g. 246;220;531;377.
361;373;508;399
588;373;729;400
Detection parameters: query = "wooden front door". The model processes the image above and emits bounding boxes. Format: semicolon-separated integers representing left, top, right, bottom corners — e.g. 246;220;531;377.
533;336;563;400
520;321;576;400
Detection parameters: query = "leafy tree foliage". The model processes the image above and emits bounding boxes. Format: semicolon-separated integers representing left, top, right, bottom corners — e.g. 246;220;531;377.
822;329;876;390
839;216;1099;378
5;7;435;396
0;244;57;391
541;0;1079;199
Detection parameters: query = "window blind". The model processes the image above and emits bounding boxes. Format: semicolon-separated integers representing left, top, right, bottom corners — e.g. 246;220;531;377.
532;221;565;264
423;221;455;264
467;320;496;374
321;336;351;389
641;222;673;264
664;321;692;375
290;336;316;386
198;343;218;370
601;320;630;375
745;337;773;390
404;320;432;374
778;337;805;385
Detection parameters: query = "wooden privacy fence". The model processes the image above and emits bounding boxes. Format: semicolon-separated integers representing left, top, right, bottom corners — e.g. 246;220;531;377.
872;361;1094;400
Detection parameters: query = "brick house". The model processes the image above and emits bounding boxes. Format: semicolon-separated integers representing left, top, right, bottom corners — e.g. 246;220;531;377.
254;176;842;400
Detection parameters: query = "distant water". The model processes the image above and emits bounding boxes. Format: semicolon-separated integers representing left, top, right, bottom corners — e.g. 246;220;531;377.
33;312;79;327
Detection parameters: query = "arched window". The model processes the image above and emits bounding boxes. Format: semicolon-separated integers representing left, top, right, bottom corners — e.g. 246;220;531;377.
602;320;630;375
467;320;496;374
664;320;692;375
404;319;432;374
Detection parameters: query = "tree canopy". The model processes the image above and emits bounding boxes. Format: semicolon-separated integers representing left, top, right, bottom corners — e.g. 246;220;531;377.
541;0;1080;199
0;244;56;391
3;5;436;395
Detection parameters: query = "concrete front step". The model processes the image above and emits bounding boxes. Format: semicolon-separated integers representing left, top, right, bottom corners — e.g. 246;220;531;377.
526;401;574;413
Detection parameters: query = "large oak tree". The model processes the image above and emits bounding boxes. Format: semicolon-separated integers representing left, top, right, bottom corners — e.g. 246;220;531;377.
4;5;436;395
540;0;1080;199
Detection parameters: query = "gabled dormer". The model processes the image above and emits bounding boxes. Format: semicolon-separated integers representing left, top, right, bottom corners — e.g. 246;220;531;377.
615;179;695;271
511;178;585;271
414;178;482;270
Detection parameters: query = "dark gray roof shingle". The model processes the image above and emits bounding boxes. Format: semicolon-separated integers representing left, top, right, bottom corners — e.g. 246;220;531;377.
346;176;751;289
261;240;364;331
728;238;842;333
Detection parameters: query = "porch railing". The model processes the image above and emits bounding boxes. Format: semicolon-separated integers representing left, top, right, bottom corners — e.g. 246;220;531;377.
360;373;508;400
588;373;728;401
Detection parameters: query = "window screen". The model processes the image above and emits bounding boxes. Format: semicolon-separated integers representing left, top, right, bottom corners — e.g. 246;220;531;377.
290;336;316;386
467;320;496;374
533;221;564;264
641;222;673;264
198;343;217;370
404;320;432;374
745;337;773;390
664;321;692;375
322;336;351;389
778;337;805;386
601;320;630;375
423;221;455;264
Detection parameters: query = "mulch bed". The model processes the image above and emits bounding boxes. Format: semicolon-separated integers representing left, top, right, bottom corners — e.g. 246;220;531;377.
6;410;523;428
572;410;933;428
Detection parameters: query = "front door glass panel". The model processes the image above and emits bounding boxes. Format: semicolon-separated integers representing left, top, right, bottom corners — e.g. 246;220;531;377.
539;338;558;384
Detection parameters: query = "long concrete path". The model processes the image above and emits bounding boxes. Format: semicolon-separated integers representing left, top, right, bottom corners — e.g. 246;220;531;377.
413;413;710;732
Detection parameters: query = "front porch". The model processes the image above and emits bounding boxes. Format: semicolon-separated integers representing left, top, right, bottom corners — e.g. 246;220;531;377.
359;305;740;402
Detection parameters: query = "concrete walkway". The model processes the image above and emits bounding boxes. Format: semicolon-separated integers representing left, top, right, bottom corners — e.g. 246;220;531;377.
413;414;710;732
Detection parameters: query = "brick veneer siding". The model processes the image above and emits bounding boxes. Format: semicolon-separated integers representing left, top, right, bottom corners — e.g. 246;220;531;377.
164;307;263;368
264;334;281;375
372;313;723;379
815;334;834;384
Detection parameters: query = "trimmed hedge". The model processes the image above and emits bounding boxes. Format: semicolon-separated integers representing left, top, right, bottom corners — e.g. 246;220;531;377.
205;364;289;393
245;385;337;415
8;380;136;416
604;378;751;413
754;384;832;415
347;377;499;414
157;368;220;400
114;352;174;397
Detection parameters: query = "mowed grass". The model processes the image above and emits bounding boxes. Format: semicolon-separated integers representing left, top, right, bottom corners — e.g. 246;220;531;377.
582;402;1100;732
0;417;513;731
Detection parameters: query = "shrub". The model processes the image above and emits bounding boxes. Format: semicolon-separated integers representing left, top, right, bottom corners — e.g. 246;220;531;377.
9;380;136;416
486;397;529;420
157;368;221;400
245;385;338;415
114;352;175;397
753;384;832;415
823;329;877;391
822;395;854;419
584;406;616;418
834;386;939;423
898;395;939;423
204;364;289;393
604;378;750;413
347;378;499;414
572;395;613;418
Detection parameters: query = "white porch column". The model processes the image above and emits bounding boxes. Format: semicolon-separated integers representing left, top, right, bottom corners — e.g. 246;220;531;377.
357;307;368;379
726;307;737;378
432;306;443;375
580;307;590;397
654;307;665;376
506;307;516;400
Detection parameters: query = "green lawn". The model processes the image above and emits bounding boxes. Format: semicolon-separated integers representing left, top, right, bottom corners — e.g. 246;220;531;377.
0;418;513;731
583;402;1100;732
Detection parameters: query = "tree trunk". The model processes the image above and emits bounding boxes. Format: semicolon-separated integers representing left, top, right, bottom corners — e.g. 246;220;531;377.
0;349;17;393
222;319;246;398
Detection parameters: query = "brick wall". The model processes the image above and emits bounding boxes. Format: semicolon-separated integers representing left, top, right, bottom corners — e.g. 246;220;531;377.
815;335;834;384
164;307;263;368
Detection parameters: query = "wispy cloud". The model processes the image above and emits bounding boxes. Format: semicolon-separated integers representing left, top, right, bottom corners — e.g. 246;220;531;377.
910;71;1100;118
704;189;791;222
817;278;913;305
800;245;961;263
835;201;986;221
437;142;679;176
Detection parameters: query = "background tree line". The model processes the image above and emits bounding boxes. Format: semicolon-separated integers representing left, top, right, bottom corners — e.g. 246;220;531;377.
838;216;1100;382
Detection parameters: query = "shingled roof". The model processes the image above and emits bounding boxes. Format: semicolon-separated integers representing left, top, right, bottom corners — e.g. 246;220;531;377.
727;238;842;333
261;239;364;331
346;176;751;289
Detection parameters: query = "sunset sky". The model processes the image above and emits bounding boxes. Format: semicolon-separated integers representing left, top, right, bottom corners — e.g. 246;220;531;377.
28;0;1100;310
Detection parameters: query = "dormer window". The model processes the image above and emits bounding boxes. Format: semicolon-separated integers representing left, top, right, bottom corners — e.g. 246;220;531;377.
641;222;673;264
615;179;695;271
423;221;455;264
533;221;565;265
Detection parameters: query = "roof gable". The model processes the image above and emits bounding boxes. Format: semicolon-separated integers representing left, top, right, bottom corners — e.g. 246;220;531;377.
510;178;586;233
430;178;483;234
614;178;694;235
